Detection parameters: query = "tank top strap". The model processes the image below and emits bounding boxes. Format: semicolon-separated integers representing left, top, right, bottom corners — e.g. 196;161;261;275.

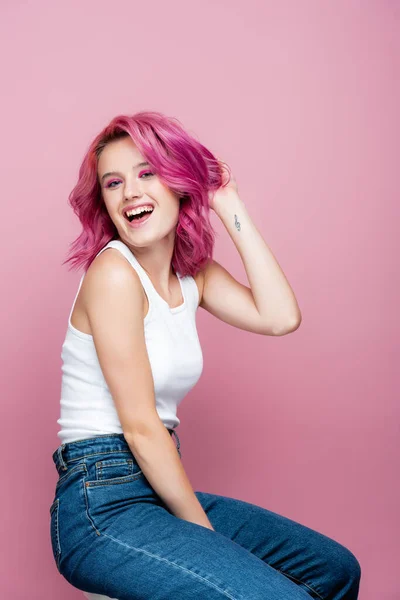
190;275;200;310
179;274;200;312
67;273;85;325
74;239;198;316
107;239;200;313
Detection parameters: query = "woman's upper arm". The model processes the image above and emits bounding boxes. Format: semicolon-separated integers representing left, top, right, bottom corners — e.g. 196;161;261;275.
83;250;159;437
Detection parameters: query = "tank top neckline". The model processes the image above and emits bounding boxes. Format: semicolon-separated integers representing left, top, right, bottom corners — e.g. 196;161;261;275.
108;239;186;314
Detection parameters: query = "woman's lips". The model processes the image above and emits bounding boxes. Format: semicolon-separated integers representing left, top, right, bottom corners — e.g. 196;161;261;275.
124;209;154;229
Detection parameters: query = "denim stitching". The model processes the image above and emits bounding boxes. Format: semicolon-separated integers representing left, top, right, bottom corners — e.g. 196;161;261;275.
96;458;135;480
277;568;325;600
81;466;101;536
50;498;62;570
79;459;239;598
85;471;144;488
101;530;240;600
54;429;177;467
59;449;133;466
56;462;86;488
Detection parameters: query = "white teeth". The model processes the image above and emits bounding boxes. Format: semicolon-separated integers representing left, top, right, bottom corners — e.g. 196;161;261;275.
125;206;154;218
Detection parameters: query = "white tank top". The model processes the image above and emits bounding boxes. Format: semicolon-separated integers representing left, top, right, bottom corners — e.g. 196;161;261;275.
57;239;204;443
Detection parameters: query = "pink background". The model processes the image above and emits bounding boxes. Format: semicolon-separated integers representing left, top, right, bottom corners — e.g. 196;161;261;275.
1;1;398;598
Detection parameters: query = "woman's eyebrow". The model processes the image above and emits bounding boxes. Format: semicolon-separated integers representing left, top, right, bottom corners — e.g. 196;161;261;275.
100;161;150;182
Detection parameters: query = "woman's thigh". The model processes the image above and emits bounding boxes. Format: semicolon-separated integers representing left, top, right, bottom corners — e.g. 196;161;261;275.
71;499;313;600
195;490;361;600
52;434;360;599
52;443;311;600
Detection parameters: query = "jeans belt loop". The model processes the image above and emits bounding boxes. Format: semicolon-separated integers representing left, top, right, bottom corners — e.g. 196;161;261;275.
57;444;68;471
171;430;181;458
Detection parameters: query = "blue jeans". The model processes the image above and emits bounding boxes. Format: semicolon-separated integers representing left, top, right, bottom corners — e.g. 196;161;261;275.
50;430;361;599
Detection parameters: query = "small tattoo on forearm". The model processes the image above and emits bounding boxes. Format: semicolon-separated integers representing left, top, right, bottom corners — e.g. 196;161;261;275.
234;214;241;231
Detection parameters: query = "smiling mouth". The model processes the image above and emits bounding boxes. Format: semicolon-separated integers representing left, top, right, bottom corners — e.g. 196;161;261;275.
124;208;154;223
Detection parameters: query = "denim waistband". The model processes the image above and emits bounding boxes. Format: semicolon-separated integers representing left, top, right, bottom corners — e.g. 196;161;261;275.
52;429;180;473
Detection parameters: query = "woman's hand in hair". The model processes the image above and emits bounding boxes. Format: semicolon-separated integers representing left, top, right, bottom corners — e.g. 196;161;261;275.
208;157;240;212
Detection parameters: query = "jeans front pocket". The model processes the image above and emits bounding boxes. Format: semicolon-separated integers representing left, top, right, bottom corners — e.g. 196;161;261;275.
84;450;144;488
84;453;152;534
94;456;140;482
49;498;61;572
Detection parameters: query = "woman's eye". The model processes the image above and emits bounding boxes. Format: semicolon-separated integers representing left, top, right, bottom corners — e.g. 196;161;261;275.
105;172;154;188
106;180;120;188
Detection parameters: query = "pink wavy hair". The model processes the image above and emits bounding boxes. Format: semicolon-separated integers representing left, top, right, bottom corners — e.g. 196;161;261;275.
62;110;231;278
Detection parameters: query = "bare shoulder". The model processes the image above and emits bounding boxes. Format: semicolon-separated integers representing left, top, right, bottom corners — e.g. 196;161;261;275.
83;248;143;297
72;249;146;335
86;247;134;277
82;248;145;301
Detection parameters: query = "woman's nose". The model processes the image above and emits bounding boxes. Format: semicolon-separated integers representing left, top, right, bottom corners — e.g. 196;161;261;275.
124;178;143;199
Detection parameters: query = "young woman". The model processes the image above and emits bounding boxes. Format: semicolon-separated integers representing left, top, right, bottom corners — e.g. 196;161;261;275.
49;111;361;599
